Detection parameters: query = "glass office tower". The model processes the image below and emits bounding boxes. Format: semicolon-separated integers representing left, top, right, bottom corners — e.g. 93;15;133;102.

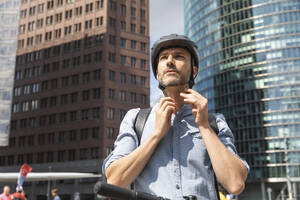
0;0;20;146
184;0;300;199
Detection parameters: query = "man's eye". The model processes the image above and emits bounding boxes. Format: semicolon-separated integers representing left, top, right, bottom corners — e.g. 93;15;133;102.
160;56;167;60
175;55;184;59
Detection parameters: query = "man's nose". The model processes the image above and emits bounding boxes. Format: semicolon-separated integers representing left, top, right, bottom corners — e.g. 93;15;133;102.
166;55;175;66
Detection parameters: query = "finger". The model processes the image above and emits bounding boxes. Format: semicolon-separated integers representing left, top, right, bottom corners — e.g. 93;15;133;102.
160;101;176;112
159;97;176;106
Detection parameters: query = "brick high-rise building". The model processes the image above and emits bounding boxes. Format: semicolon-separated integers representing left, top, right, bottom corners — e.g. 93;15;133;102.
0;0;149;199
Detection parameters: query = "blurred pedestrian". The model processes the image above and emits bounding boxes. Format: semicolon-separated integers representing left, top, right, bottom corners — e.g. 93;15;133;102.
51;189;60;200
10;187;25;200
0;186;10;200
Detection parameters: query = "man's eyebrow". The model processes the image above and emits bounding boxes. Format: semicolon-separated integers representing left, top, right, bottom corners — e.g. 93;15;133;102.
160;51;186;56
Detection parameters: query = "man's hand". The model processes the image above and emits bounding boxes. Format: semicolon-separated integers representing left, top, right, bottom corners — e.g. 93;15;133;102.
180;89;208;127
154;97;177;139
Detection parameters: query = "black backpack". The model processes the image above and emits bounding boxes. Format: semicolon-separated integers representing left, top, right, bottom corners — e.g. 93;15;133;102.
134;108;221;200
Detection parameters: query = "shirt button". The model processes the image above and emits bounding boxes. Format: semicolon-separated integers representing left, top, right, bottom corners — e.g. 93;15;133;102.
176;184;180;190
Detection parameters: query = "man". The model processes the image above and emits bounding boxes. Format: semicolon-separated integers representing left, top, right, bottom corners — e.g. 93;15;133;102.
0;186;10;200
10;187;25;200
102;34;249;199
51;189;61;200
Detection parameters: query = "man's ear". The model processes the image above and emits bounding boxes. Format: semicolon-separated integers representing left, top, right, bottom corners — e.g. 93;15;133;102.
193;66;198;79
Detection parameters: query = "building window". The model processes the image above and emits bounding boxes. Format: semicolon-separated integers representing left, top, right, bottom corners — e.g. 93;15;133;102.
120;38;126;48
130;57;136;68
121;4;126;16
108;52;116;63
47;0;54;9
109;17;116;28
109;70;115;81
95;16;103;27
130;23;136;32
60;95;68;105
85;19;93;30
140;9;145;20
93;69;101;80
141;59;146;69
74;23;81;32
107;127;114;139
70;111;77;121
120;109;126;121
109;0;116;11
140;76;146;86
58;131;66;143
81;109;89;120
85;2;93;13
75;6;82;16
141;42;146;51
82;72;90;83
20;10;27;18
29;6;36;16
65;9;72;20
92;107;100;119
108;89;115;100
92;127;99;138
91;147;99;159
71;92;78;103
55;28;61;38
64;25;72;36
80;128;89;140
95;51;102;62
46;15;53;25
69;130;76;141
38;3;44;13
31;100;38;110
82;90;90;101
57;151;65;162
107;108;115;120
120;21;126;31
120;55;126;65
96;0;104;9
55;13;62;22
109;34;116;45
130;40;136;49
130;7;136;17
140;26;146;35
48;114;56;125
80;148;88;160
93;88;101;99
130;92;136;104
68;150;76;161
72;74;79;85
120;91;126;102
141;94;146;104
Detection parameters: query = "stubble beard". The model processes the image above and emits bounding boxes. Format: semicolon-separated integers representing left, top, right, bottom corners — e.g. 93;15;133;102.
158;73;188;88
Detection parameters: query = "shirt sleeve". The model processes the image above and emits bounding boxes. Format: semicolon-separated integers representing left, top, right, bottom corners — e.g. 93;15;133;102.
102;108;140;176
214;113;250;173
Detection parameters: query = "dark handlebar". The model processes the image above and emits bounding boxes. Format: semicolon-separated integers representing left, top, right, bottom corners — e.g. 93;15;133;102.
93;181;171;200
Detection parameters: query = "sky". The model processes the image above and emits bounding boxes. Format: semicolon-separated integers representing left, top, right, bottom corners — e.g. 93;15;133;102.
149;0;184;105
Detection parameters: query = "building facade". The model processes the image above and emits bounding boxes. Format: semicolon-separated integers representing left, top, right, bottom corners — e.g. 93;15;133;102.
0;0;150;199
184;0;300;199
0;0;20;146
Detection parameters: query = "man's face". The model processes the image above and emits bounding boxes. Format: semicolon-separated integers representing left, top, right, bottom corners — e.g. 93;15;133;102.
156;48;192;88
3;186;10;195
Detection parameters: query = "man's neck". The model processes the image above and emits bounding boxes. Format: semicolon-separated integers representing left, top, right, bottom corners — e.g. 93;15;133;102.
164;84;188;109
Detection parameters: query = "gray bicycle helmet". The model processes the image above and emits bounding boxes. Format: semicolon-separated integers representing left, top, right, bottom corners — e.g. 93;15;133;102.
151;34;199;88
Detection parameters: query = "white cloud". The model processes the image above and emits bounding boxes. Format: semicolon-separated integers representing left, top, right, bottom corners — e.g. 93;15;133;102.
149;0;184;105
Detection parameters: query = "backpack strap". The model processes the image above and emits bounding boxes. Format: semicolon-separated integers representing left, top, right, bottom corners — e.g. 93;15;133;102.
134;107;152;146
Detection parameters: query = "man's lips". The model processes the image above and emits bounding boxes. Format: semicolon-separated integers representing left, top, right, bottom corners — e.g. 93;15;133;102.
164;70;178;75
